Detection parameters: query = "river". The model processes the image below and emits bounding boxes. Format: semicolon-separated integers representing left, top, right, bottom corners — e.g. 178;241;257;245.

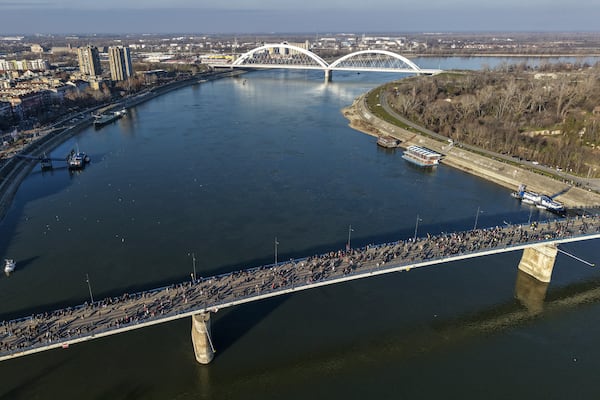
1;57;599;399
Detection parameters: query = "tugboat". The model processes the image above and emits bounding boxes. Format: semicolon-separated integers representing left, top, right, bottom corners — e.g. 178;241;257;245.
4;259;16;274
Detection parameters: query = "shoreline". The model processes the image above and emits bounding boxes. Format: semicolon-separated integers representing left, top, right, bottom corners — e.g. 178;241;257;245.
0;70;244;224
342;92;600;209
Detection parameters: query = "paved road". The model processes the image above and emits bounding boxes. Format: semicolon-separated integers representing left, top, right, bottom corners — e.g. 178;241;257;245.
2;215;599;361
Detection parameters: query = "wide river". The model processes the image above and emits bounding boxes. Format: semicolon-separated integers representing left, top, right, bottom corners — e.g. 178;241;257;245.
1;57;600;399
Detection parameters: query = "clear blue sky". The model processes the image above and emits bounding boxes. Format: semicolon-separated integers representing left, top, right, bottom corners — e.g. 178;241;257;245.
1;0;599;34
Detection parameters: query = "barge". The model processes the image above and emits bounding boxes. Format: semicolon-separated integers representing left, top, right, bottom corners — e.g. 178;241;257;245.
402;145;442;167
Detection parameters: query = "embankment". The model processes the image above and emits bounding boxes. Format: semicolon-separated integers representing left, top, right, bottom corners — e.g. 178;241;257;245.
0;70;244;223
342;94;600;209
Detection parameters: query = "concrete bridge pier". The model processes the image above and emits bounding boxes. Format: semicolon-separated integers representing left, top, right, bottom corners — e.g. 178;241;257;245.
518;243;558;283
191;312;215;364
324;69;332;83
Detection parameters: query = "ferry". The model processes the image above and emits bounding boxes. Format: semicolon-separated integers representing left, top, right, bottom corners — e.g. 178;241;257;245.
377;136;400;149
402;145;442;167
4;259;15;274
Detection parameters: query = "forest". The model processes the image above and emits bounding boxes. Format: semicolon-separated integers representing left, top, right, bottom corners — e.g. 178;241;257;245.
385;62;600;178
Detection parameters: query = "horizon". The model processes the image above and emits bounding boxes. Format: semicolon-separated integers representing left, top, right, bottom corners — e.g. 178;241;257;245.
1;1;600;35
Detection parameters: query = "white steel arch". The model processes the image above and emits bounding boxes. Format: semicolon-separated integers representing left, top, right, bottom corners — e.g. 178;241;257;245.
220;44;442;78
329;49;422;72
232;43;329;69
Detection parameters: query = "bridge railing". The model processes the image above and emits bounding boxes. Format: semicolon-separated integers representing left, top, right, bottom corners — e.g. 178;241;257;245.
2;215;599;359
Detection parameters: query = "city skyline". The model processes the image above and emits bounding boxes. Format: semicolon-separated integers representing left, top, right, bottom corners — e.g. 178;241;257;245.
1;0;599;34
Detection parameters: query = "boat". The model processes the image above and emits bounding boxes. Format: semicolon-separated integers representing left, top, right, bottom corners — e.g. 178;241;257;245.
40;156;53;170
539;195;566;214
402;145;442;167
4;259;15;274
377;136;400;148
67;149;90;170
511;184;565;215
93;109;126;128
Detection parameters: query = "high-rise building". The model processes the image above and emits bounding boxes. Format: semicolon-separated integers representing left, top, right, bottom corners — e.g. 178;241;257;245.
108;46;134;81
77;45;102;77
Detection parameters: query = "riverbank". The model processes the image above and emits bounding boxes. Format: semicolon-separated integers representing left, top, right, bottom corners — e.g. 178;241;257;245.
342;92;600;209
0;70;244;224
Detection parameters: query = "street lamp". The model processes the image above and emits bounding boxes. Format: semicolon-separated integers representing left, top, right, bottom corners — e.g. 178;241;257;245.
85;273;94;304
347;225;354;251
189;252;197;281
474;206;483;230
274;237;279;267
413;214;422;241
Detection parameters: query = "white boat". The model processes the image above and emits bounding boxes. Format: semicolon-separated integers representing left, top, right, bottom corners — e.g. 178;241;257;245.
67;148;90;170
377;136;400;148
4;259;15;274
512;184;565;215
402;145;442;167
539;195;565;214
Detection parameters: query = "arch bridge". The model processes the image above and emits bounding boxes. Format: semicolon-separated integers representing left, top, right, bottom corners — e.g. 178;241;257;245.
212;44;442;81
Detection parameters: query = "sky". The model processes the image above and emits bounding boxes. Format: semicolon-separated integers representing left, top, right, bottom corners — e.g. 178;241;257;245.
1;0;599;34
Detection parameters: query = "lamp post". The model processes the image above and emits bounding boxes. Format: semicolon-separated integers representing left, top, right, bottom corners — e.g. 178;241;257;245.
85;273;94;304
191;252;197;281
474;206;483;230
347;225;354;251
413;214;422;241
274;237;279;267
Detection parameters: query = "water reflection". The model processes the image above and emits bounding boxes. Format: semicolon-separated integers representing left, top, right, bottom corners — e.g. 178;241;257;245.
514;269;549;314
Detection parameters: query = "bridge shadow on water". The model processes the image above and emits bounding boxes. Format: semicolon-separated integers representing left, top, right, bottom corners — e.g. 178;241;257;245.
211;295;290;355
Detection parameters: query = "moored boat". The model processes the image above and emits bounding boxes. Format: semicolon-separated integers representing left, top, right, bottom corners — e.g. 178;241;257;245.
377;136;400;148
93;109;126;128
67;149;90;170
40;157;53;170
511;184;565;214
402;145;442;167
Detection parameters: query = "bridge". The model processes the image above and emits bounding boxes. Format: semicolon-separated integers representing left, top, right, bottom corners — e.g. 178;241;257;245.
1;215;598;364
210;44;442;82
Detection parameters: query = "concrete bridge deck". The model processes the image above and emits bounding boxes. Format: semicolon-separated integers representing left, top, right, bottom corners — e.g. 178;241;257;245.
1;215;599;362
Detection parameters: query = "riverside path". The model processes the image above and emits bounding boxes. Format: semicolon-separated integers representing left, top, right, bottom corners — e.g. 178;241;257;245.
1;215;599;362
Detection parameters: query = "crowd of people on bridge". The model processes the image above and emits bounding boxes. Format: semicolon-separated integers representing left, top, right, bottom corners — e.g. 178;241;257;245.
2;214;599;358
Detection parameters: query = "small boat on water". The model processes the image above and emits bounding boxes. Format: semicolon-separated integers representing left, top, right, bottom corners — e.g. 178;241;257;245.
377;136;400;148
402;145;442;167
40;156;53;170
4;259;16;274
93;108;127;128
67;148;90;170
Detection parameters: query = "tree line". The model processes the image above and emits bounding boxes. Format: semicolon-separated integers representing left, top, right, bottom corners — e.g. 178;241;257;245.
385;62;600;178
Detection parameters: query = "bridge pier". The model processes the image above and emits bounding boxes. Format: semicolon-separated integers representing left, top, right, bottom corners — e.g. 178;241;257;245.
191;312;215;364
518;243;558;283
324;69;332;83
